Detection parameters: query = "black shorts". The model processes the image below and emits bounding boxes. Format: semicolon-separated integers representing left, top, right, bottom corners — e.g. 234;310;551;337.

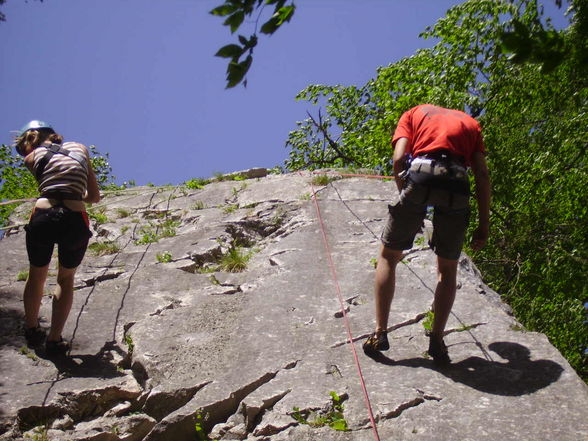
25;207;92;269
381;180;470;260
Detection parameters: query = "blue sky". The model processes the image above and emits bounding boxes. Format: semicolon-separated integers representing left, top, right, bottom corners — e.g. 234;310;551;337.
0;1;569;185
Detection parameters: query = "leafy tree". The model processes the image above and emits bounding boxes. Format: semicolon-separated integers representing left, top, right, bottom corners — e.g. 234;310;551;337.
211;0;296;88
286;0;513;172
500;0;587;73
0;144;38;227
285;0;587;379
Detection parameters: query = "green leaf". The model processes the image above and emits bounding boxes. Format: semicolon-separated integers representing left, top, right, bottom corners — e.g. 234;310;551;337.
330;419;349;431
226;55;253;88
238;34;258;49
260;17;280;35
500;31;523;52
224;11;245;33
215;44;244;59
260;5;295;34
277;5;295;23
210;3;239;17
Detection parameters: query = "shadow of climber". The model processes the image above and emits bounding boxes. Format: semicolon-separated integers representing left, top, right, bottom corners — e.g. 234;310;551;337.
368;341;563;396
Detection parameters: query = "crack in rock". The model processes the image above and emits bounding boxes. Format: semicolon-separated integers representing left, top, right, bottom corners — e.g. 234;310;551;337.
144;360;299;441
79;270;125;288
373;389;442;424
17;380;142;431
148;299;183;316
210;285;242;295
331;312;428;348
143;381;212;422
140;209;180;220
43;413;157;441
443;322;487;336
242;389;291;432
333;295;364;318
186;245;224;270
178;212;301;274
281;391;350;434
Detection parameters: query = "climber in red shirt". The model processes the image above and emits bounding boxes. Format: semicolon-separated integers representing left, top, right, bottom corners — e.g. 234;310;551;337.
363;104;491;364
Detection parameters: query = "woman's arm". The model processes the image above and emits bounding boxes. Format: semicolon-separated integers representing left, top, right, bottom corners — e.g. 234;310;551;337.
82;146;101;204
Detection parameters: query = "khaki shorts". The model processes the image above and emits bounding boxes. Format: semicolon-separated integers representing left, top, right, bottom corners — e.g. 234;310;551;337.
381;180;470;260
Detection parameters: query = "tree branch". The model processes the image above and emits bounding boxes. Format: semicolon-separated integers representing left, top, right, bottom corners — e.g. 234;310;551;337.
306;110;354;164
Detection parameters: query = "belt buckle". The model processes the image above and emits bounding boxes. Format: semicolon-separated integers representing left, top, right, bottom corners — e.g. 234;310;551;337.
49;206;66;222
433;164;447;175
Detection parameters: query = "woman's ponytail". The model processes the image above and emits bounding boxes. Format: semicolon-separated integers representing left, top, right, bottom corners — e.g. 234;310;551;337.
15;129;63;156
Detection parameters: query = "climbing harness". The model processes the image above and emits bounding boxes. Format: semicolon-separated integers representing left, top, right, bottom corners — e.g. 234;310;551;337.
408;151;468;188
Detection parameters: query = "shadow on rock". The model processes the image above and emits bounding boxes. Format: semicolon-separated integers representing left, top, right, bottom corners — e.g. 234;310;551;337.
367;341;563;396
0;288;27;351
34;340;126;379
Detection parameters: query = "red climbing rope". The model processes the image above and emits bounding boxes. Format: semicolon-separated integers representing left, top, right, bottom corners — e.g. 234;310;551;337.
309;170;394;180
308;174;382;441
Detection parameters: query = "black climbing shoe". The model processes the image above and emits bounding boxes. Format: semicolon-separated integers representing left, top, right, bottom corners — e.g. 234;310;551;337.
363;331;390;354
24;325;46;347
428;337;450;365
46;337;70;356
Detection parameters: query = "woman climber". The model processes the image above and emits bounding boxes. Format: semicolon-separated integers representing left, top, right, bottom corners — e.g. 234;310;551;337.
14;120;101;356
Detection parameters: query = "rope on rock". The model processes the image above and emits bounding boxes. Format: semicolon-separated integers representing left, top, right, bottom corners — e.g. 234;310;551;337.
306;172;382;441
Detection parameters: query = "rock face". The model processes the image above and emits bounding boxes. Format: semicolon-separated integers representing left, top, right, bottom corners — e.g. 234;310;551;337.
0;170;587;441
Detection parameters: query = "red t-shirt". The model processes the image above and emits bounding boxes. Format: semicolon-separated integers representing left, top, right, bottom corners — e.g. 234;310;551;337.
392;104;485;166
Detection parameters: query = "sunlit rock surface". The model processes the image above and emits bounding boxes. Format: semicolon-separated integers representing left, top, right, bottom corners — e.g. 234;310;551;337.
1;170;586;440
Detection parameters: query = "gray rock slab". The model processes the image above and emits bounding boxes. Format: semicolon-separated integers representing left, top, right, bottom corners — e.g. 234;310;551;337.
1;172;587;441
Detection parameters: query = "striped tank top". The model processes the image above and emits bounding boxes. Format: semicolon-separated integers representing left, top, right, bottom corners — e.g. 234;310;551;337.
32;142;89;199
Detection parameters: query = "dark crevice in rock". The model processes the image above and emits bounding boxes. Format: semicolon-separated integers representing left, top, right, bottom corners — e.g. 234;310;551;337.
252;419;298;437
443;322;487;336
376;390;442;423
334;295;364;318
17;383;143;432
243;389;292;433
331;312;428;348
179;246;223;274
224;223;260;247
334;306;350;318
211;285;242;295
119;322;150;389
177;204;302;275
141;209;181;221
198;360;300;432
380;397;425;420
143;381;212;422
130;360;150;389
145;360;299;441
233;217;283;240
17;403;64;432
149;299;182;316
81;270;125;287
416;388;442;402
278;391;350;435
